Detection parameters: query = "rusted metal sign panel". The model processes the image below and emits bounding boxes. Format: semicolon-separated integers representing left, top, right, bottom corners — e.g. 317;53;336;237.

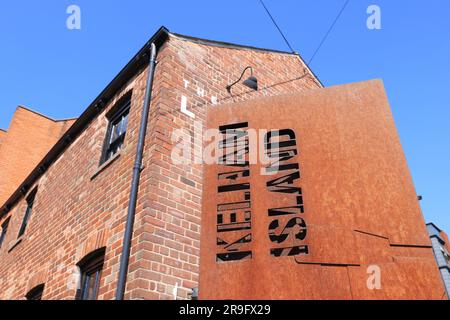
199;80;444;299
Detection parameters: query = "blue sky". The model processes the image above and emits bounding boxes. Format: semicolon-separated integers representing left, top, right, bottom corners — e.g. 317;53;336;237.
0;1;449;232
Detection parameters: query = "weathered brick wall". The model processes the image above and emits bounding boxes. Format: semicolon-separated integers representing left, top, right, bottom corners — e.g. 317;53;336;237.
0;107;75;206
0;70;149;299
0;34;320;300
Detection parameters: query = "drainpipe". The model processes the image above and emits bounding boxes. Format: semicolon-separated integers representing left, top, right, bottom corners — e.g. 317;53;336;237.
116;43;157;300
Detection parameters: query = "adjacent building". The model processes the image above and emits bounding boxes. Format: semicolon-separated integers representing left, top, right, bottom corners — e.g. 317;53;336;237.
0;107;75;206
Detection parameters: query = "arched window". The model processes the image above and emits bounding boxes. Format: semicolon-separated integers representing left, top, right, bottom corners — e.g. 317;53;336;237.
76;247;106;300
26;283;45;300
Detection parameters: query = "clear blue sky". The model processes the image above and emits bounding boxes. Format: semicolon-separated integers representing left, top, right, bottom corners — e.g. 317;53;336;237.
0;1;449;232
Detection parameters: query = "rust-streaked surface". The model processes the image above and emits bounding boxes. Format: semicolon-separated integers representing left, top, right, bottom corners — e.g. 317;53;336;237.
199;80;444;299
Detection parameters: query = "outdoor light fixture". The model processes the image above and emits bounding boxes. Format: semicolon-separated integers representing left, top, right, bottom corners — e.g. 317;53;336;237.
226;66;258;93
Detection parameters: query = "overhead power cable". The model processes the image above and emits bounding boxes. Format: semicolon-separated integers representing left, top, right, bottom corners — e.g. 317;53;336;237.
308;0;350;65
258;0;295;53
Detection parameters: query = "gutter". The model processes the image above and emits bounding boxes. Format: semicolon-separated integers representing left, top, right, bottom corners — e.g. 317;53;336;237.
115;43;158;300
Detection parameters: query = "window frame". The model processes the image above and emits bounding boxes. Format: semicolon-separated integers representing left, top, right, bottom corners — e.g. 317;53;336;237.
0;217;11;249
17;188;37;238
26;284;45;300
76;247;106;300
100;99;131;165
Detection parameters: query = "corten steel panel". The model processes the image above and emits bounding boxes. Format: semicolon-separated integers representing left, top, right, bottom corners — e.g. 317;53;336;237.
199;80;444;299
347;258;445;300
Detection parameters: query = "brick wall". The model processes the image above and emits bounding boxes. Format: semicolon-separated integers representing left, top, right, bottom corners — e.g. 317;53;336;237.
0;107;75;206
0;33;320;300
0;129;6;147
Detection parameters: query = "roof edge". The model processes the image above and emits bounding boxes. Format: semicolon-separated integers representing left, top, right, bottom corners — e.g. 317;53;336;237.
0;25;323;217
427;222;442;233
171;32;297;55
17;106;77;123
170;32;323;87
294;54;324;88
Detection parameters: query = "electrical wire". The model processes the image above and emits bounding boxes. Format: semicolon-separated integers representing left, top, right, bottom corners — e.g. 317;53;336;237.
259;0;295;53
308;0;350;65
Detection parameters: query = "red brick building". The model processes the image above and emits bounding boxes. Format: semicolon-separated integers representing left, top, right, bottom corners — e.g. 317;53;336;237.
0;107;75;206
0;27;321;300
1;27;445;300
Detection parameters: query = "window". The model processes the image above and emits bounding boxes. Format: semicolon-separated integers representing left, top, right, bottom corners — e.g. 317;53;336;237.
441;246;450;266
76;248;106;300
101;98;131;164
0;217;11;249
26;284;45;300
17;188;37;238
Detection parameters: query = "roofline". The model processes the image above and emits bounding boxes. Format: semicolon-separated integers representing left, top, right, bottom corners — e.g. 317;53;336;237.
0;26;170;217
0;25;322;217
171;32;297;55
294;53;324;88
16;105;78;123
427;222;442;233
0;128;6;133
171;32;323;87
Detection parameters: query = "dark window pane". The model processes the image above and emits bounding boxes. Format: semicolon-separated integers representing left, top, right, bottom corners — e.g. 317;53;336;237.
26;284;44;300
17;206;31;238
77;248;105;300
79;269;102;300
112;122;121;142
122;114;129;134
101;101;130;164
0;217;11;249
88;274;96;299
18;189;37;238
85;270;101;300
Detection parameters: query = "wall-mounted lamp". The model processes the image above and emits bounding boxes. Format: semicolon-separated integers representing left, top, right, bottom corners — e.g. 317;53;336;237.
226;66;258;93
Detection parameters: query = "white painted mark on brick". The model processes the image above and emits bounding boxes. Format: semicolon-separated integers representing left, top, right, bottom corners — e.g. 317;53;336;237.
67;266;81;290
197;87;205;97
194;119;203;164
172;282;179;300
181;95;195;119
211;96;218;105
183;79;190;89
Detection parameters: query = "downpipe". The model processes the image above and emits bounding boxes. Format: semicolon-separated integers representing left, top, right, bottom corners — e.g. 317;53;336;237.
115;43;157;300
